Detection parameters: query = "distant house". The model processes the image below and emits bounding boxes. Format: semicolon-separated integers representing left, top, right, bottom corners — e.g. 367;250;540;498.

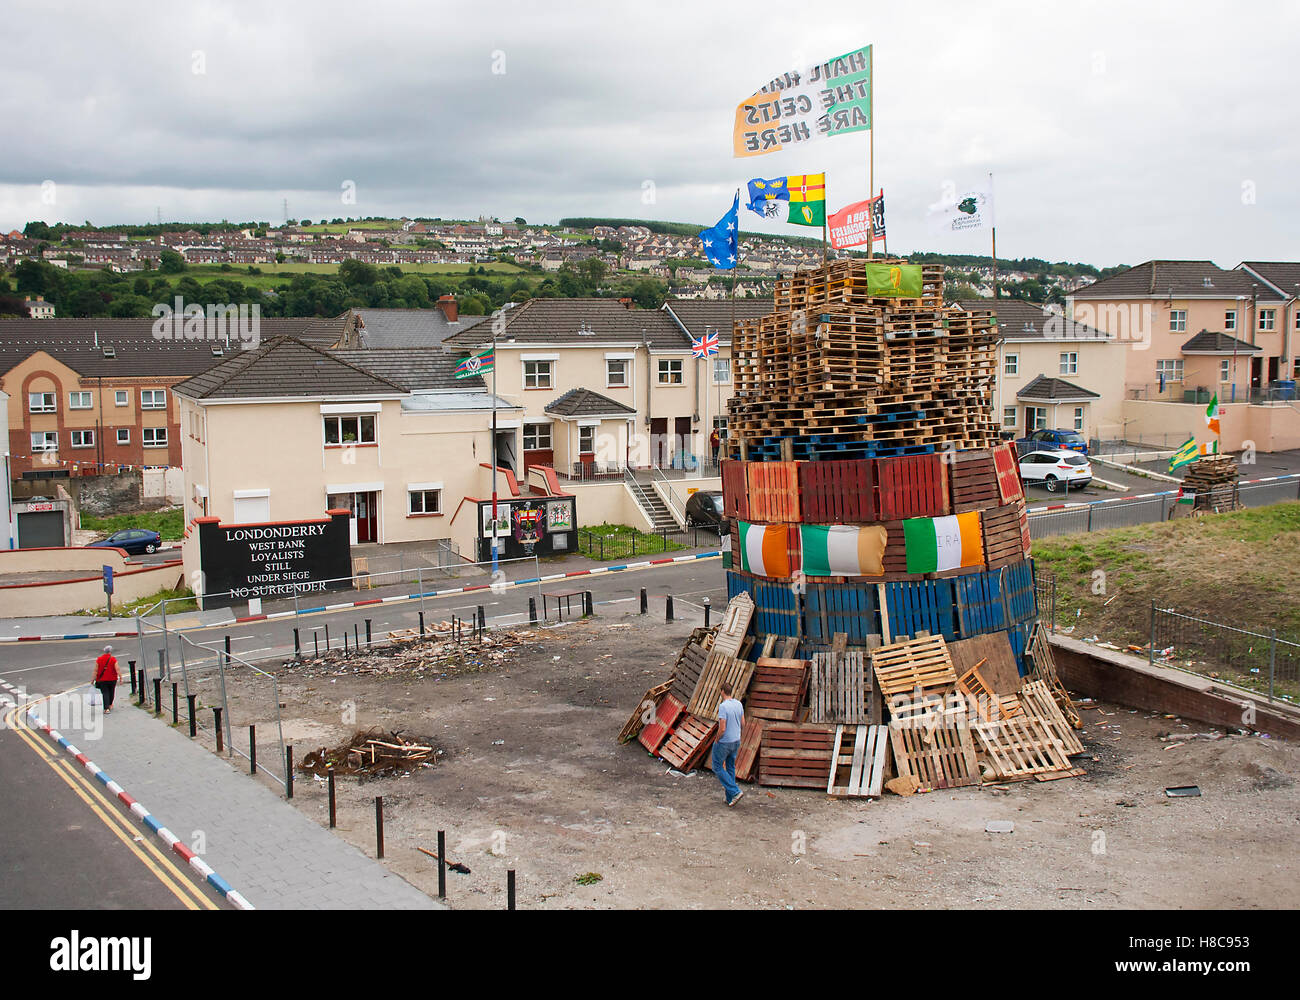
24;297;55;319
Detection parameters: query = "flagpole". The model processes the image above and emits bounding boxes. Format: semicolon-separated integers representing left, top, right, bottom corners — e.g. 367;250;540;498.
490;319;499;574
989;172;998;300
868;43;875;260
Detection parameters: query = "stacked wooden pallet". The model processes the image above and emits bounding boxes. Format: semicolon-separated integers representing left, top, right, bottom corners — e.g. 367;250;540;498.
1181;455;1240;512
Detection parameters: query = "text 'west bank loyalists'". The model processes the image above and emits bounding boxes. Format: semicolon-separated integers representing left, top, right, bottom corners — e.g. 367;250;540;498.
734;45;872;157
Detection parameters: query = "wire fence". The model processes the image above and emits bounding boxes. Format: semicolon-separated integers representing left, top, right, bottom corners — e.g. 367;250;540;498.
577;525;725;560
1033;566;1057;633
1151;605;1299;704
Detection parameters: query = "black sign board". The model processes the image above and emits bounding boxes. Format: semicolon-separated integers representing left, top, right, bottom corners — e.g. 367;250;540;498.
476;496;578;562
197;511;353;608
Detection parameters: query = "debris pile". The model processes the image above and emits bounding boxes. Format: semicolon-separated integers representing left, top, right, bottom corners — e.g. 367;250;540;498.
620;594;1087;798
300;728;443;777
1180;455;1240;512
285;625;538;678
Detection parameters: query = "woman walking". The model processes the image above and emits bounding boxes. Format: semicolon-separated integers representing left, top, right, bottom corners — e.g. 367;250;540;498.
94;645;119;714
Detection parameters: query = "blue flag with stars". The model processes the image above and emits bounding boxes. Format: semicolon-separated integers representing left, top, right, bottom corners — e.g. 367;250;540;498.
699;193;739;270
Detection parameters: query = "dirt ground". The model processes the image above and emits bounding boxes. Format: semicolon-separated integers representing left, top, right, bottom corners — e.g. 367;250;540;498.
218;612;1300;910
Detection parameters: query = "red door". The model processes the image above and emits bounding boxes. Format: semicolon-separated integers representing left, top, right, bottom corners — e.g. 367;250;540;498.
356;492;378;542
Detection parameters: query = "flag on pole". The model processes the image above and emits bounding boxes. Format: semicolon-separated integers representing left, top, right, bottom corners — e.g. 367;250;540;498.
786;173;826;226
454;348;494;379
738;521;790;577
691;331;720;359
1205;394;1222;436
864;262;923;297
1199;440;1220;457
746;176;790;218
699;194;739;270
927;182;995;234
1168;437;1199;472
799;524;887;577
828;192;885;248
902;513;983;574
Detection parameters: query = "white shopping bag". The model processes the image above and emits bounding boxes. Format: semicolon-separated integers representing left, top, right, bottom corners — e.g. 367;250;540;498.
86;688;102;707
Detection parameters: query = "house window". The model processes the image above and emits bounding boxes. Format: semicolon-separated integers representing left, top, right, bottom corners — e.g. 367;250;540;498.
713;357;732;383
114;390;128;406
1155;359;1184;382
1169;310;1187;332
71;429;95;448
30;431;57;452
1003;354;1018;376
1026;406;1048;430
117;429;131;445
524;360;553;389
658;359;683;384
1259;309;1275;331
1073;407;1085;432
1059;352;1078;376
1225;310;1236;331
579;425;597;454
28;391;56;413
143;427;168;448
408;489;442;515
606;358;629;388
1002;406;1018;428
69;391;93;409
323;414;376;445
141;389;167;410
1220;359;1231;382
523;423;552;450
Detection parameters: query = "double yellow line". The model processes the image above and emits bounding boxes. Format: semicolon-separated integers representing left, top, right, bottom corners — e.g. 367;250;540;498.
3;696;219;910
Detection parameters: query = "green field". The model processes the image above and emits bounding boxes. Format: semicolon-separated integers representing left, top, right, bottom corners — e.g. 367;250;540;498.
81;508;186;541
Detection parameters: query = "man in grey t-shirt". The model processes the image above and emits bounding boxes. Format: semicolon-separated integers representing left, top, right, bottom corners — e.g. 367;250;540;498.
712;681;745;806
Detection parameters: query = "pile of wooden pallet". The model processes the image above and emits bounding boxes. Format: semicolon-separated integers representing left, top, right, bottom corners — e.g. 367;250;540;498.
1181;455;1240;512
299;728;441;777
727;259;999;461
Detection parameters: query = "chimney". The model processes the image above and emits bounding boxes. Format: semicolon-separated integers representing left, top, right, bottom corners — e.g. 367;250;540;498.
436;294;458;323
619;296;634;310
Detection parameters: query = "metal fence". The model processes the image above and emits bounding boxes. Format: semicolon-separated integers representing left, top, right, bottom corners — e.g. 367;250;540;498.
1151;605;1299;704
1027;475;1300;541
578;525;725;561
1033;566;1056;632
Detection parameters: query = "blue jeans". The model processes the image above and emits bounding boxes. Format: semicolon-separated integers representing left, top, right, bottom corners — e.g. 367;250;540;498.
712;740;740;801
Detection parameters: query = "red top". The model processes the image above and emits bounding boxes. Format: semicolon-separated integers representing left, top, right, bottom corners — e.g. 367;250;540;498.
94;653;119;683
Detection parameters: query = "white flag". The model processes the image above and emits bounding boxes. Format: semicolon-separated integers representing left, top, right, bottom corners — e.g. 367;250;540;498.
927;182;995;234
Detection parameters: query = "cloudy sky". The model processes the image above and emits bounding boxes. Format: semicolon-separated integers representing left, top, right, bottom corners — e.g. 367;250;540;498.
2;0;1295;268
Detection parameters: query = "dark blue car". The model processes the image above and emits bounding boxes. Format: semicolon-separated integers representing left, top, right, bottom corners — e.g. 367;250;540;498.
90;528;162;555
1015;428;1089;456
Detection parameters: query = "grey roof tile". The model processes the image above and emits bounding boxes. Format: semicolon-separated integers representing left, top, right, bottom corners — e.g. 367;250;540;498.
544;387;637;417
442;297;688;351
1072;260;1283;300
174;337;406;400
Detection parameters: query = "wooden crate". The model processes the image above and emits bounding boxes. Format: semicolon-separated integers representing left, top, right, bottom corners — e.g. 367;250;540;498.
688;653;756;721
757;723;837;788
888;712;980;789
981;499;1029;570
949;449;1000;513
659;713;718;771
617;681;673;744
747;460;801;523
721;460;750;520
747;657;808;721
1019;679;1084;756
992;442;1025;503
876;453;949;520
735;718;765;782
799;459;876;523
972;713;1071;780
809;649;875;724
1025;623;1082;729
638;694;685;754
712;592;755;658
827;724;889;798
870;634;959;700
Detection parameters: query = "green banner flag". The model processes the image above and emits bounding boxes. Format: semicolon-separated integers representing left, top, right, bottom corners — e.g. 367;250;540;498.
1168;437;1199;473
865;262;923;297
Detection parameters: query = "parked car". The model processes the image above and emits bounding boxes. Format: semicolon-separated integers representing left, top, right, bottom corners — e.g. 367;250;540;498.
1018;450;1093;493
89;528;162;555
684;490;726;532
1014;428;1089;456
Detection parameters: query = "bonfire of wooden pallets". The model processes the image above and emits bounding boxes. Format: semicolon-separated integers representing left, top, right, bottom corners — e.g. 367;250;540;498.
618;596;1087;797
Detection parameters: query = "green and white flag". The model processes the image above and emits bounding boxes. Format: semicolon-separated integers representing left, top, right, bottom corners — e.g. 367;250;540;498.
1168;437;1199;472
902;512;983;574
454;348;494;379
800;523;887;577
865;262;923;297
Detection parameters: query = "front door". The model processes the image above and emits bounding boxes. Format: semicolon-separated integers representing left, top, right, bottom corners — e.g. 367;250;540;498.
1268;356;1280;385
674;416;692;469
1251;356;1263;389
355;491;378;543
650;417;669;467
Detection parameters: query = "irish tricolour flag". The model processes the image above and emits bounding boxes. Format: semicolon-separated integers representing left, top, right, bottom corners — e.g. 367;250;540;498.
800;524;887;577
902;513;982;574
738;521;790;577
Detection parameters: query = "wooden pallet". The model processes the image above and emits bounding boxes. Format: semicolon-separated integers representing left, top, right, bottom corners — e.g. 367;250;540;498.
973;713;1071;780
757;723;837;788
955;660;1023;722
888;712;980;789
1025;624;1082;729
688;653;756;721
659;713;718;771
1019;679;1085;756
871;634;959;700
827;724;889;798
949;449;1000;513
617;681;673;744
946;630;1022;695
386;627;421;642
734;718;765;782
712;593;755;658
669;639;711;705
809;649;874;724
747;657;808;721
638;694;685;754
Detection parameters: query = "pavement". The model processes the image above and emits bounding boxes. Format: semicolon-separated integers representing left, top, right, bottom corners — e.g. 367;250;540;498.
19;683;442;911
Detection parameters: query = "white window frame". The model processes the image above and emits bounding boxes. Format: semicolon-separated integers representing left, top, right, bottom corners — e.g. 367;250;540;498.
1220;359;1231;382
1259;308;1275;331
142;427;168;448
1026;406;1048;430
1003;353;1019;376
1156;359;1184;382
69;391;93;410
408;488;442;515
71;429;95;448
1059;352;1078;376
29;391;56;413
1073;407;1085;432
522;422;552;450
323;414;377;446
1002;406;1018;428
605;358;629;388
712;357;732;384
657;358;683;385
579;425;597;453
523;360;553;389
30;431;57;452
117;428;131;445
1169;310;1187;332
1225;309;1236;331
141;389;167;410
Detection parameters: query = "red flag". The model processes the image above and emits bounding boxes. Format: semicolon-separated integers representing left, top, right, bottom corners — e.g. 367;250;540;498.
828;194;885;249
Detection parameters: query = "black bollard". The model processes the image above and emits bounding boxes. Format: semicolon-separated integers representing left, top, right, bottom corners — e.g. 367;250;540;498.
666;595;674;623
286;745;294;799
529;597;537;624
171;682;178;725
365;619;372;646
437;830;447;898
325;624;330;650
375;797;385;859
478;605;486;633
213;708;223;752
138;666;146;707
313;631;320;657
353;623;359;649
250;725;257;775
584;590;593;617
328;769;336;829
187;695;197;737
153;678;162;717
294;628;301;656
419;611;426;636
640;588;648;614
129;660;137;695
344;631;349;653
704;597;711;628
507;869;516;911
224;634;231;666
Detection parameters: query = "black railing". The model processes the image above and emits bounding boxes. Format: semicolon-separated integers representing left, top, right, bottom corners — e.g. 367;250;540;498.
578;525;724;561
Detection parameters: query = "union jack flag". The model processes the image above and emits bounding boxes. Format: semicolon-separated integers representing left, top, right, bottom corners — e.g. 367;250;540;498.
691;331;719;359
